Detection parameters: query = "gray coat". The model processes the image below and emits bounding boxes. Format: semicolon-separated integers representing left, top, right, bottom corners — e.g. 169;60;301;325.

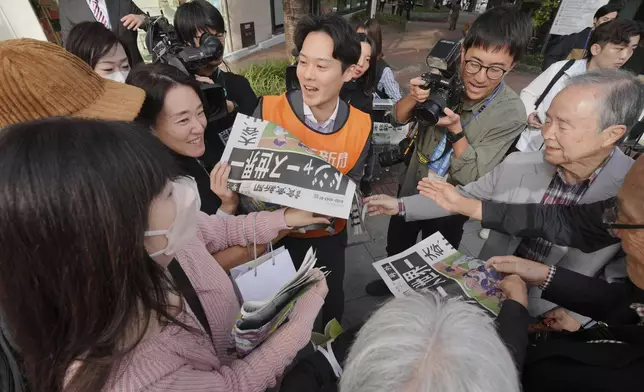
403;149;633;316
59;0;145;64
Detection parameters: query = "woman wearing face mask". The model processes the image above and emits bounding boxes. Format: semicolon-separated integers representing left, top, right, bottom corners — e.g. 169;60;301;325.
0;118;329;392
340;33;377;195
127;63;272;270
65;22;132;83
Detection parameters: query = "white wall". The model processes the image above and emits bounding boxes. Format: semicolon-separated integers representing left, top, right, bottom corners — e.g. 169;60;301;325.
0;0;47;42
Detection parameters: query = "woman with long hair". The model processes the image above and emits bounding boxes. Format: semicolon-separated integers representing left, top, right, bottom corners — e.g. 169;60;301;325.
0;118;328;392
127;63;280;270
340;32;378;195
64;21;132;83
357;18;402;102
340;33;377;114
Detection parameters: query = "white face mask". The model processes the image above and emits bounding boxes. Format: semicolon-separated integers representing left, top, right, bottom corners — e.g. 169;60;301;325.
145;177;200;258
103;71;129;83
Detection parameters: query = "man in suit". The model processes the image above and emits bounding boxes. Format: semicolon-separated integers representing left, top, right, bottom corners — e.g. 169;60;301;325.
59;0;148;65
365;69;643;317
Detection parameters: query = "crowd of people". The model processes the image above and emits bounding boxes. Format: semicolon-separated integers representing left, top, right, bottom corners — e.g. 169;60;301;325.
0;1;643;392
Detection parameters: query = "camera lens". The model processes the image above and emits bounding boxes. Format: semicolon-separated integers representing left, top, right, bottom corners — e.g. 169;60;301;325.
416;89;448;125
199;33;224;61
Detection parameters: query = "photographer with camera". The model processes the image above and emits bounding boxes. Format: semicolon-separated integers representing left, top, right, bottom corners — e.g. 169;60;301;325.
173;0;258;166
366;6;530;296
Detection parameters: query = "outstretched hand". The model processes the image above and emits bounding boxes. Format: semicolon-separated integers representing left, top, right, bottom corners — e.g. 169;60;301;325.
486;256;550;287
417;177;482;219
363;194;400;216
121;14;146;30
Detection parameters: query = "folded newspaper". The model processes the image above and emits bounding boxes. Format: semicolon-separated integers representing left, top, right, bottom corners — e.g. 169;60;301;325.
373;232;505;316
220;114;356;219
231;247;325;358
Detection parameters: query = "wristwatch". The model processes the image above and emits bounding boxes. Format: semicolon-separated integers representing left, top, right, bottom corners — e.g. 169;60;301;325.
446;130;466;144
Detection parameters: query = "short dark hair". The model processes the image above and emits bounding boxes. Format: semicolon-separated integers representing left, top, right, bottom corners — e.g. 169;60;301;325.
0;118;184;391
174;0;226;45
585;18;641;59
64;21;131;68
360;18;383;58
594;4;621;20
126;63;205;129
356;33;377;94
463;5;531;64
294;14;361;72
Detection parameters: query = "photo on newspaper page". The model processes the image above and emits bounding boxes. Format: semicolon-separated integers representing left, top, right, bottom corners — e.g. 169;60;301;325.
220;114;356;219
373;232;505;316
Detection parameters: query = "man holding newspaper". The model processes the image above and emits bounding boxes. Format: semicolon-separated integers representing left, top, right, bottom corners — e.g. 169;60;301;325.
225;14;372;326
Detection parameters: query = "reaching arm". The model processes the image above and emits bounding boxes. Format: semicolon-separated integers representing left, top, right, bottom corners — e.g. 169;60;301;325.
196;210;289;254
542;267;628;322
495;299;532;371
482;198;617;253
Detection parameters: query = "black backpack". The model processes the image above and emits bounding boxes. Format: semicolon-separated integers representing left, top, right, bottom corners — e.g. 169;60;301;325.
0;326;26;392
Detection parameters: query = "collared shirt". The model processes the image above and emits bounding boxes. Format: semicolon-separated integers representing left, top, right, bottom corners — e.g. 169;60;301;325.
302;98;340;134
86;0;112;29
377;67;403;102
515;150;614;263
398;81;526;196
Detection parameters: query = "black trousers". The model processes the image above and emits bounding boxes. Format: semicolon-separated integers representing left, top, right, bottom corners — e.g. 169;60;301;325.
386;214;469;256
280;327;359;392
276;229;348;325
378;1;385;12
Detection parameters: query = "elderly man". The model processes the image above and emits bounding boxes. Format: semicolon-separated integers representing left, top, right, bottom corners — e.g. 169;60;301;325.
340;294;519;392
366;69;643;316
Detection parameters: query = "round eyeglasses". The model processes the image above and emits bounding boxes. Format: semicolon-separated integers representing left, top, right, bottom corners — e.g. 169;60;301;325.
463;60;508;80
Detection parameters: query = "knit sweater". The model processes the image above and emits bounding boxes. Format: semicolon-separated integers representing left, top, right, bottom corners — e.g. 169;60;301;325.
103;210;325;391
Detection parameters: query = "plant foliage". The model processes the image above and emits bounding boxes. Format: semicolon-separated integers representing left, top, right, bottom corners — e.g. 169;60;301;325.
240;59;291;97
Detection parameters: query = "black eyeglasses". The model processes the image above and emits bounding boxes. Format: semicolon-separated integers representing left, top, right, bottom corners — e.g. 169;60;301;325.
602;203;644;236
463;60;508;80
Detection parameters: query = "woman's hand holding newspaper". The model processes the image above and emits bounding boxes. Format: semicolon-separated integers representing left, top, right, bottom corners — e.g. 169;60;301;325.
211;162;239;215
309;268;329;299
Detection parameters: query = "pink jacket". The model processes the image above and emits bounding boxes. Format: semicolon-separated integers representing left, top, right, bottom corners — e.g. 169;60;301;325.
104;210;324;391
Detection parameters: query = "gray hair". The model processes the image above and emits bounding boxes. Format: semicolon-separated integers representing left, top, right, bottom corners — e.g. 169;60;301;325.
339;293;519;392
565;68;644;132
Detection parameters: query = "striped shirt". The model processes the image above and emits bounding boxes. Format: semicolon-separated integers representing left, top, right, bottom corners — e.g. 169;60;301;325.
377;67;403;102
86;0;112;29
97;210;323;392
515;152;613;263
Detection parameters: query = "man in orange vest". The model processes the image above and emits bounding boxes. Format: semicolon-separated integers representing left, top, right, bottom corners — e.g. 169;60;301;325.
252;14;372;325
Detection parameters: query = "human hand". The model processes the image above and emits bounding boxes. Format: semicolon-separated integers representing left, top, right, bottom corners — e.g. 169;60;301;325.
210;162;239;215
226;100;235;113
499;275;529;308
416;177;482;219
309;269;329;298
486;256;550;286
194;75;215;84
436;108;462;134
527;112;543;129
542;308;581;332
363;194;400;216
121;14;146;30
409;77;431;103
283;208;331;228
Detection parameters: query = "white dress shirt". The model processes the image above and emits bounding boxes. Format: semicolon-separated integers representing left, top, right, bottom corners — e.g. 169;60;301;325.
516;59;588;152
302;98;340;134
86;0;112;29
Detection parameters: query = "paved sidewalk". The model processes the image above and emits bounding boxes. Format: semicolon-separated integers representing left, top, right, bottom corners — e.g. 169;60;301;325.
228;15;537;330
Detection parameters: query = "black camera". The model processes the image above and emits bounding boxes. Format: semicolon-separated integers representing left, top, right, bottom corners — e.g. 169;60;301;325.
378;136;414;168
416;39;464;125
145;15;227;123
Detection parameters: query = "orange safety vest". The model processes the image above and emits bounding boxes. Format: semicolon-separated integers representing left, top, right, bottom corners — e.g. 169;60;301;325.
261;93;372;238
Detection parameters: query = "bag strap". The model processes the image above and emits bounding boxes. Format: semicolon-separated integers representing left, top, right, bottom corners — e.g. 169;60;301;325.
534;59;575;110
168;259;213;340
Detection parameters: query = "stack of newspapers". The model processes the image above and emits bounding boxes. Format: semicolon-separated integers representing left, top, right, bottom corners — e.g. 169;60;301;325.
231;247;326;357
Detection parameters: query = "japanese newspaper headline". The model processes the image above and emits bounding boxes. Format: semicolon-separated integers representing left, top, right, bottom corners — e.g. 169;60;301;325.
373;232;505;315
221;114;356;219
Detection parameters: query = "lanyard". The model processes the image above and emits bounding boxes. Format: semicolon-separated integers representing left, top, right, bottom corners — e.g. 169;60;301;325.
425;81;504;166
